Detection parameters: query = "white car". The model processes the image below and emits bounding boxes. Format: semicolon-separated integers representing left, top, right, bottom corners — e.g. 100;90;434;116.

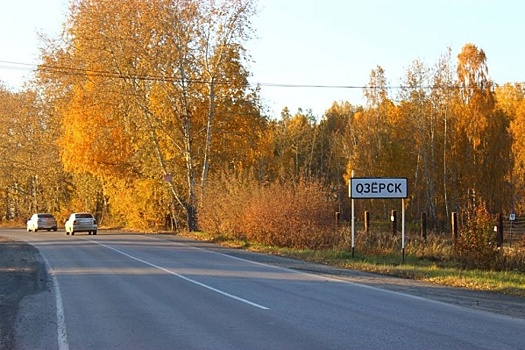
65;212;97;235
27;213;58;232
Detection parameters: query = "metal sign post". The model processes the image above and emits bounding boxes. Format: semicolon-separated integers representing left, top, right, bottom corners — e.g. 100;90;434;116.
351;171;355;257
349;177;408;262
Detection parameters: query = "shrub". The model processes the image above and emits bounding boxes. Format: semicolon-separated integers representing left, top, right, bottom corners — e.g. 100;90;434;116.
242;180;339;249
198;171;255;240
199;175;340;249
454;202;502;270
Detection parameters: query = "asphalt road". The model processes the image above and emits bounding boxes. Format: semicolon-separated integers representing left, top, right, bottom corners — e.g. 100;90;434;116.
3;229;525;350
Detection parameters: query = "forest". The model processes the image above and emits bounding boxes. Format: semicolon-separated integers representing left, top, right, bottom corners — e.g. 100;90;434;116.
1;0;525;256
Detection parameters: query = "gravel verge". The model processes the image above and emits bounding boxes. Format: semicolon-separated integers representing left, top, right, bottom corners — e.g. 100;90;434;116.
0;236;48;349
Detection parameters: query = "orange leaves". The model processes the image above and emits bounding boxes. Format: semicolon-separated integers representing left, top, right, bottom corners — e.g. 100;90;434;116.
200;175;339;249
39;0;261;230
59;79;133;177
505;86;525;212
104;177;171;230
457;43;491;97
455;43;495;149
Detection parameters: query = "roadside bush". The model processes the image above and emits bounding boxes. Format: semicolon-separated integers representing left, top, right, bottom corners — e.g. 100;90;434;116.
199;175;340;249
198;171;254;240
241;180;339;249
454;202;502;270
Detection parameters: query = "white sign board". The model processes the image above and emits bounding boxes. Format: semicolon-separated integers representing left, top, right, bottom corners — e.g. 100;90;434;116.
350;177;408;199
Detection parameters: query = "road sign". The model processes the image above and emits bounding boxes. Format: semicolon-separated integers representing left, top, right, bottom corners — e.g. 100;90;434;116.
349;176;409;262
350;177;408;199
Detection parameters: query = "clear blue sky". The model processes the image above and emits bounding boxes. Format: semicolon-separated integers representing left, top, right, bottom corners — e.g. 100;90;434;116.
1;0;524;117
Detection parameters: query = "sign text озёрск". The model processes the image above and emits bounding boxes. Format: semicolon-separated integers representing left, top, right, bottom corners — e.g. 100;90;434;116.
350;178;408;199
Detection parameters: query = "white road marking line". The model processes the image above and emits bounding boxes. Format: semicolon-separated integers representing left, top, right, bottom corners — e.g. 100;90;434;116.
88;239;270;310
41;254;69;350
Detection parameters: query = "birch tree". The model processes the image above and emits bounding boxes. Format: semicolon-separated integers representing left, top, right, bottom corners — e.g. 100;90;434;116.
454;43;511;212
500;84;525;212
38;0;260;230
349;65;396;177
398;59;437;224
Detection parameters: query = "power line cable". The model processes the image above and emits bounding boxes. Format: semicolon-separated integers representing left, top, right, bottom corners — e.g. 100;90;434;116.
1;59;522;90
0;59;392;88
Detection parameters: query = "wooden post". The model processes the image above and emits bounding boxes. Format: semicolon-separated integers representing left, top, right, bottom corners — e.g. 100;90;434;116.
421;211;427;241
496;213;504;248
451;212;458;245
391;210;397;236
364;210;370;233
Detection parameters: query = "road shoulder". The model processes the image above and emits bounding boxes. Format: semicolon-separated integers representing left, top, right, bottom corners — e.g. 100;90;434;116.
0;236;49;349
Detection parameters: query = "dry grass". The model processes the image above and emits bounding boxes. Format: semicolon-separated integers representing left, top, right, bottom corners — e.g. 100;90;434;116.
182;228;525;298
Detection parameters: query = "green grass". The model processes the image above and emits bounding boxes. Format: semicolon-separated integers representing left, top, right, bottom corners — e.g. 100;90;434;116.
259;246;525;297
181;231;525;298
